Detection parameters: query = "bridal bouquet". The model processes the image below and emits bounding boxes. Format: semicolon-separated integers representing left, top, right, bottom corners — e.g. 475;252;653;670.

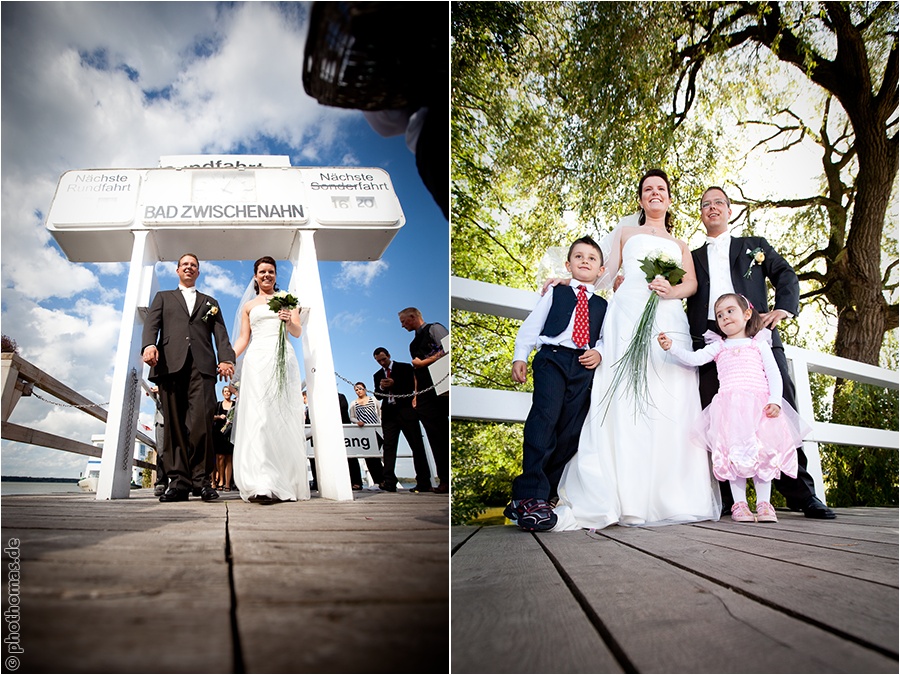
601;249;685;419
221;403;236;436
267;291;299;397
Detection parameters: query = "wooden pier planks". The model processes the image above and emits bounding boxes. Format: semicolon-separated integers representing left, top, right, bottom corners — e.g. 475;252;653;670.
452;508;898;674
1;488;450;674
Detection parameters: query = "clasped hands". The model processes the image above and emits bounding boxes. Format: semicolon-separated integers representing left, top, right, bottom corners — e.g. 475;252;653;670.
217;362;234;381
143;345;234;381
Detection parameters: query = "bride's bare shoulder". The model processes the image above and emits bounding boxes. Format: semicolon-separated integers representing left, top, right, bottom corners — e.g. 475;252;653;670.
244;297;265;313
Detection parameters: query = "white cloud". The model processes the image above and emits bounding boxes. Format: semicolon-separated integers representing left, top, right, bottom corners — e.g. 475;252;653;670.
328;310;367;333
0;2;404;479
197;262;243;299
93;263;127;276
333;261;389;290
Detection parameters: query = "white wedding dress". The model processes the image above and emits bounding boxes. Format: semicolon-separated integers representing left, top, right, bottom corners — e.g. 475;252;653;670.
554;233;721;530
233;304;310;502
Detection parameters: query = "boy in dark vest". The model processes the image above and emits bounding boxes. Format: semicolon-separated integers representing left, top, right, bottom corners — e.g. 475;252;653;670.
506;236;607;531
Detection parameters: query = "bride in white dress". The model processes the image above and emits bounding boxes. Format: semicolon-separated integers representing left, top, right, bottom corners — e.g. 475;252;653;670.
232;256;310;504
554;170;721;530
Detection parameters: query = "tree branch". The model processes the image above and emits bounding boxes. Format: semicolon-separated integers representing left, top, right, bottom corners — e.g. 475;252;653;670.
744;195;843;210
882;258;899;288
875;38;898;122
456;213;530;275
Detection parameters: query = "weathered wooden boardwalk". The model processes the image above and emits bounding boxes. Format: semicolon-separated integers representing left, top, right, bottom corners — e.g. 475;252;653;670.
451;507;898;674
1;488;449;674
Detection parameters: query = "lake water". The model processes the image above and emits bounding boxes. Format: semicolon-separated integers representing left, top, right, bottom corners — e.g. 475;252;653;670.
1;457;417;497
2;481;84;496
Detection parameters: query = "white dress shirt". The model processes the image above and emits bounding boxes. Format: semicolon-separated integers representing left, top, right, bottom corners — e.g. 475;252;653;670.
705;233;734;321
178;284;197;314
514;279;602;362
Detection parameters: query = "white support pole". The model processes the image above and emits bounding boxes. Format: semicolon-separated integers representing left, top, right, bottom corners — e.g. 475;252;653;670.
96;231;159;500
290;230;352;501
787;350;826;502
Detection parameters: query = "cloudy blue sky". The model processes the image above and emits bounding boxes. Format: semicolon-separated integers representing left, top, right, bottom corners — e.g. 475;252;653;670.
1;2;449;478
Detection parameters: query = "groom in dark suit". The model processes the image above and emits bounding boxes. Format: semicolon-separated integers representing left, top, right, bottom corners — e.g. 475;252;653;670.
142;253;236;502
686;186;834;519
372;347;432;493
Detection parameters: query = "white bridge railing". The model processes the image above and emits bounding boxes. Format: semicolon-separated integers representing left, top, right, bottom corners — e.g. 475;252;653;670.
450;276;900;502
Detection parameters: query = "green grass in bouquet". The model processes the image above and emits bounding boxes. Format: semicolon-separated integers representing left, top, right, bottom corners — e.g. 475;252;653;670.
267;291;299;397
601;249;685;421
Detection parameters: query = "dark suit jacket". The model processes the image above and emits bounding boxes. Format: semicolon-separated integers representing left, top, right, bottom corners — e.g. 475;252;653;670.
687;236;799;351
373;360;416;410
142;289;236;382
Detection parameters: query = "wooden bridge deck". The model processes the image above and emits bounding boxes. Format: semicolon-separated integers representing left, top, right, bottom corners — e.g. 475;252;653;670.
451;507;898;674
1;488;449;674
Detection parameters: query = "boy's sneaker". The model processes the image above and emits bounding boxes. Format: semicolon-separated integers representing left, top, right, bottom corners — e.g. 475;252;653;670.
504;498;558;532
731;501;756;523
755;501;778;523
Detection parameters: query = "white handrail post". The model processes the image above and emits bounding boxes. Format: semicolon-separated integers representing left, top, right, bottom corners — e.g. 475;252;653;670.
291;230;352;501
787;348;826;502
97;231;158;500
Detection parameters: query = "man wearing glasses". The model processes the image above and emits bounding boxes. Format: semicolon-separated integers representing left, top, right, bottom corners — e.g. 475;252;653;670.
142;253;236;502
686;186;835;520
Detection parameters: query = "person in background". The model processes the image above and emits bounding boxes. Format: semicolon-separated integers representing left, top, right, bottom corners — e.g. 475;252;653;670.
399;307;449;494
348;381;385;488
212;384;236;491
305;389;370;490
372;347;432;492
147;385;167;497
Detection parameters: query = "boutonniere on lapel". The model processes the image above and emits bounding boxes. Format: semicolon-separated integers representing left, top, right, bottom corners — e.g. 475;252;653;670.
201;301;219;323
744;247;765;278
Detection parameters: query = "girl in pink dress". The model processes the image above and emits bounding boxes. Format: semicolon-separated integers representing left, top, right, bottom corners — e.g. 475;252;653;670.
658;293;808;523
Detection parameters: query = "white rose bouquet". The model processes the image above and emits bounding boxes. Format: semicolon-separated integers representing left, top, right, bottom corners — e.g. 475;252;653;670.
601;249;686;419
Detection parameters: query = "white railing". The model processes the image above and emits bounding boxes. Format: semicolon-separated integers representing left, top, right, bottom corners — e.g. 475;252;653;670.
450;276;900;501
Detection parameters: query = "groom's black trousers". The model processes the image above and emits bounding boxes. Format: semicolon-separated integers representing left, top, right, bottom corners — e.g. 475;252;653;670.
699;320;818;509
513;345;593;501
157;351;217;492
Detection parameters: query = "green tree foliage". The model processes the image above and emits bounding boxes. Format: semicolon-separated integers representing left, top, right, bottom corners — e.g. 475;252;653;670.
820;382;899;507
452;420;522;525
673;1;899;366
451;1;898;521
812;332;899;507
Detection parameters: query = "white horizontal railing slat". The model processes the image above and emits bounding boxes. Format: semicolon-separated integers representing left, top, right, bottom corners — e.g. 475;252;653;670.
451;277;538;321
450;386;532;423
784;345;899;390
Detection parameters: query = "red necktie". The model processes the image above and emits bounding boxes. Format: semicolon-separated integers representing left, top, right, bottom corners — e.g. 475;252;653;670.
572;285;589;348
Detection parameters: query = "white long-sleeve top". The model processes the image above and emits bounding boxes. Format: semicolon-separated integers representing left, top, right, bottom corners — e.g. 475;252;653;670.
513;280;602;363
667;334;783;406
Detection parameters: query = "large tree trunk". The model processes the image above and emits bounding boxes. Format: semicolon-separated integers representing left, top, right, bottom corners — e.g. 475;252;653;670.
831;107;898;366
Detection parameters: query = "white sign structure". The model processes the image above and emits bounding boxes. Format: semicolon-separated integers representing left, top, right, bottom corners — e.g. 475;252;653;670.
47;165;404;262
305;425;382;458
45;156;406;502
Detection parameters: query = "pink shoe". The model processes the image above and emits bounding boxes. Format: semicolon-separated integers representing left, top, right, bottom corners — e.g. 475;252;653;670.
756;501;778;523
731;501;755;523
